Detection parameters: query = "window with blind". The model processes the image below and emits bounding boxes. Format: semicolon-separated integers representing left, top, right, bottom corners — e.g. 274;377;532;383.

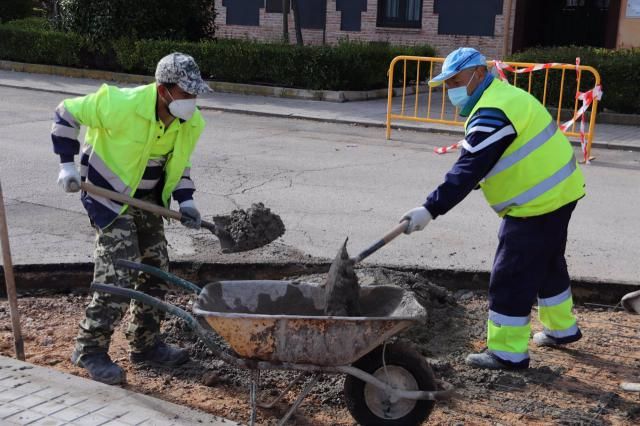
377;0;423;28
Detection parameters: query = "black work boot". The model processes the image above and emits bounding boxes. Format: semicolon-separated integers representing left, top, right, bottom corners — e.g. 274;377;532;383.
71;350;125;385
129;341;189;367
465;350;529;370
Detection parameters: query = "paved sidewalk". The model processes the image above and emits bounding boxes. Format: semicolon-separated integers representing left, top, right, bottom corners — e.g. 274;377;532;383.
0;356;235;426
0;69;638;151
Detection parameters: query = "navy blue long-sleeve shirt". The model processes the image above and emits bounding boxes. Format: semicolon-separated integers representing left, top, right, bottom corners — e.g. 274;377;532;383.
424;75;518;218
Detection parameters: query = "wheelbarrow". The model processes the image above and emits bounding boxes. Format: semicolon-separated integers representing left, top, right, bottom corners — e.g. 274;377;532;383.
92;260;454;425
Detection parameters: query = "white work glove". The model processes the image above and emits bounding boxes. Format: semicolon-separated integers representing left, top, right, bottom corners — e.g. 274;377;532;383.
179;200;201;229
57;162;81;192
400;206;432;234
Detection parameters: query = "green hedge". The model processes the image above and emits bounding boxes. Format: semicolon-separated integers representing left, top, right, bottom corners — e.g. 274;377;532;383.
58;0;216;43
0;0;33;23
0;19;435;91
508;46;640;114
0;22;85;67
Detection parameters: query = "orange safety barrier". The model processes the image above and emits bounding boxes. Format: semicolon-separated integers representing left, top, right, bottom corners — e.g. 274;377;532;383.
386;56;602;162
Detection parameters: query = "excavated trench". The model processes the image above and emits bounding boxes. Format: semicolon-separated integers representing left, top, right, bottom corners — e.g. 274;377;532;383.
2;260;636;304
2;262;640;425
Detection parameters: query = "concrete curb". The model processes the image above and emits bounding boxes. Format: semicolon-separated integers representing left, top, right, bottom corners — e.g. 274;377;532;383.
0;59;413;103
0;60;155;85
1;60;637;152
212;80;419;102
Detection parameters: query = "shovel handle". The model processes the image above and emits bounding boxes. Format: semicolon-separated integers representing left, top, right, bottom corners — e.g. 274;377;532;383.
354;220;409;264
79;182;182;220
76;182;216;230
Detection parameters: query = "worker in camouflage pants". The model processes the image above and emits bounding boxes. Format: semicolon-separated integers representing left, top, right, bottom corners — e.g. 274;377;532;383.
75;196;170;356
52;53;211;384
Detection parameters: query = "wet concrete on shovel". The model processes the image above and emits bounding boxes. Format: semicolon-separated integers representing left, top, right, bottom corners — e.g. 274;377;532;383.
323;238;361;316
213;203;285;253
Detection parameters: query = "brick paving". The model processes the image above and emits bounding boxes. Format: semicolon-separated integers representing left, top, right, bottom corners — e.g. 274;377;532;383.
0;356;235;426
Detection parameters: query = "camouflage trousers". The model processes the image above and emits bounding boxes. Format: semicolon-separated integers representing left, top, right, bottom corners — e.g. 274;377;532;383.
75;199;169;356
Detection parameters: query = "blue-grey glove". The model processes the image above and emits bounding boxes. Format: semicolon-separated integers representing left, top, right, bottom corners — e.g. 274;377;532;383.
179;200;201;229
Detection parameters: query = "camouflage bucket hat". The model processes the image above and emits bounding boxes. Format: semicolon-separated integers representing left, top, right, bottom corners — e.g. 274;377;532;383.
155;52;212;95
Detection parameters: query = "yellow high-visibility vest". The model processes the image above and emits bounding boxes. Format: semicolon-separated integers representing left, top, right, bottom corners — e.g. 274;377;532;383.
468;79;585;217
64;83;205;215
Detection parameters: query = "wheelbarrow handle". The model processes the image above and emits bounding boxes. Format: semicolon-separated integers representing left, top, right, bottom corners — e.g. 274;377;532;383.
115;259;202;295
90;282;232;361
91;282;195;324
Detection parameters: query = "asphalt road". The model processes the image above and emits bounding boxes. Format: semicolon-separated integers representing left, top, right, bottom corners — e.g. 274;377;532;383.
1;86;639;284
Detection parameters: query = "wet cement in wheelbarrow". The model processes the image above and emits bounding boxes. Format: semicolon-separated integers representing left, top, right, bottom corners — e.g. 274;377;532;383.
213;202;286;252
323;238;360;316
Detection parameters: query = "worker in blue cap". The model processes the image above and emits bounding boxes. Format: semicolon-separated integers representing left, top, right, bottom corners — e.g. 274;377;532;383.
399;47;586;370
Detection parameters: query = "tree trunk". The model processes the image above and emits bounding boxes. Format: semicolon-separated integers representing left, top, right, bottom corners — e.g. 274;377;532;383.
282;0;289;43
291;0;303;45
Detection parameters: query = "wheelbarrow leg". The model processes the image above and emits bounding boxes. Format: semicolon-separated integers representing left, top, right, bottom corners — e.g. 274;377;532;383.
249;370;260;426
258;372;307;409
277;373;321;426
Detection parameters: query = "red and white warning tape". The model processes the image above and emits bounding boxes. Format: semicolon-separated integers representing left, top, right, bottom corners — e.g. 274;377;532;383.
434;58;603;163
434;141;463;154
493;59;564;81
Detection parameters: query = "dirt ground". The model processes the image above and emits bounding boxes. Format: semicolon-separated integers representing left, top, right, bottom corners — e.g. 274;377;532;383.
2;267;640;425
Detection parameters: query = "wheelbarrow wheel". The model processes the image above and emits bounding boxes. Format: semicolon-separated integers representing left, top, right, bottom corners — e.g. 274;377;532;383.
343;342;436;426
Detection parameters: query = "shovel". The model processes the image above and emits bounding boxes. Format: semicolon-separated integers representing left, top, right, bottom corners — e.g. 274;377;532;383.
621;289;640;315
324;220;409;316
72;181;238;252
0;178;25;360
352;219;409;264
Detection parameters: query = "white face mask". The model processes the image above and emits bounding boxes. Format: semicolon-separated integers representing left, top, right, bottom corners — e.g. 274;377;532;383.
166;91;196;121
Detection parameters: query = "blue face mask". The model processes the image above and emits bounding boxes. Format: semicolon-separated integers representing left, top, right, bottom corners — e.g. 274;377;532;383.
447;71;476;108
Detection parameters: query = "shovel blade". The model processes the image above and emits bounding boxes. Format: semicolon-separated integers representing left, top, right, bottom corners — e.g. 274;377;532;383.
621;290;640;314
324;238;360;316
213;227;238;253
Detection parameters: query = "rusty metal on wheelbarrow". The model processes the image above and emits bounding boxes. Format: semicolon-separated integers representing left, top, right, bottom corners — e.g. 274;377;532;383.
193;279;426;366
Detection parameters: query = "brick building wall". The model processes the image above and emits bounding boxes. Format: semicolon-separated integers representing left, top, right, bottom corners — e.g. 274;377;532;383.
214;0;516;60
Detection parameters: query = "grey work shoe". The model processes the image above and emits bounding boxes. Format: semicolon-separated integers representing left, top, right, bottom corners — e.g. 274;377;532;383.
71;350;125;385
465;352;529;370
129;341;189;367
532;330;582;347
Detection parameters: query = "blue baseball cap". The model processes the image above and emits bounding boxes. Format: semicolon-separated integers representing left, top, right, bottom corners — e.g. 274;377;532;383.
428;47;487;87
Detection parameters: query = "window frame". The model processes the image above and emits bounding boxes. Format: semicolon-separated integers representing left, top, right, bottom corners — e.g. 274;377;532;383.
376;0;423;29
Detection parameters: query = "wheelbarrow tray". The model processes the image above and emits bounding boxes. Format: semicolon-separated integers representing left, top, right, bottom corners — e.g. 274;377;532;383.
193;280;426;366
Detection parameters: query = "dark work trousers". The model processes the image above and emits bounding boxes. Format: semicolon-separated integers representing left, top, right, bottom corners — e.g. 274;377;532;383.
489;201;578;318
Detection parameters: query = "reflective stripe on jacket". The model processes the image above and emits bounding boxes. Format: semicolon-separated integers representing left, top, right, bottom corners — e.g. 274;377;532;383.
467;79;585;217
63;83;205;228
